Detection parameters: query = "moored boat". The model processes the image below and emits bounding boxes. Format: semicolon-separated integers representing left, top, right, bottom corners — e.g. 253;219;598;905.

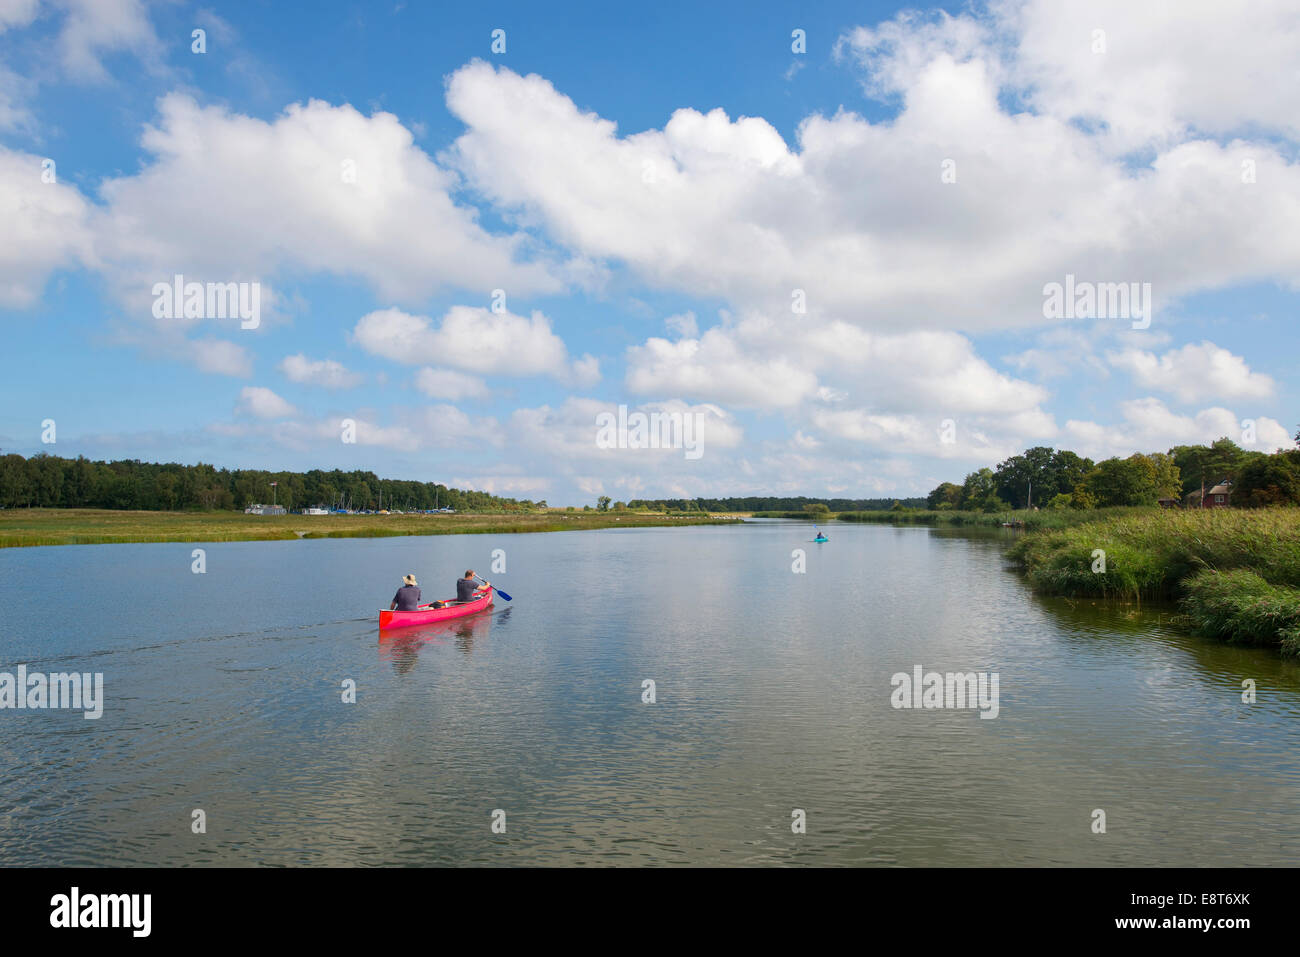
379;587;493;630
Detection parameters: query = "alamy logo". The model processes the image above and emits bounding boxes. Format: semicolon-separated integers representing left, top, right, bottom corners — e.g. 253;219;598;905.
1042;274;1152;329
152;274;261;329
50;887;151;937
890;665;999;719
595;405;704;460
0;665;103;719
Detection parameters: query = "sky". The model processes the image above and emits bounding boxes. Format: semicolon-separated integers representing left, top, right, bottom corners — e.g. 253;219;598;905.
1;0;1297;506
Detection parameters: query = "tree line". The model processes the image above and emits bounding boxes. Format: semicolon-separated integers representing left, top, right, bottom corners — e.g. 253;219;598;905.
0;453;540;512
926;434;1300;511
611;495;926;512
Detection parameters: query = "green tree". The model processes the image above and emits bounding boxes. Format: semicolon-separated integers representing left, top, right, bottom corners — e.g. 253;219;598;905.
994;447;1052;508
1234;450;1300;506
1170;438;1244;496
994;447;1095;508
1049;450;1094;499
1080;453;1176;507
0;453;32;507
1143;452;1182;500
926;481;963;510
961;468;1006;512
29;453;64;507
1073;489;1097;509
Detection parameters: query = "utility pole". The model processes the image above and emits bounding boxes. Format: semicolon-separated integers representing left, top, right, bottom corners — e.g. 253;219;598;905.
1200;448;1207;509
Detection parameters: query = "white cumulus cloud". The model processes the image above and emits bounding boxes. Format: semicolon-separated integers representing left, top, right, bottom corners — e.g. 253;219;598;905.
353;305;598;385
279;354;363;389
414;367;490;401
1106;341;1275;403
93;94;562;307
237;386;297;419
0;147;94;307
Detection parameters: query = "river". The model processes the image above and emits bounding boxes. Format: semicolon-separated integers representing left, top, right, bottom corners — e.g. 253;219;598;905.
1;520;1297;865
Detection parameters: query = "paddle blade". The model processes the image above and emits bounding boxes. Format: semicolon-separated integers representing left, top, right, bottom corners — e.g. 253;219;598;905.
493;588;512;601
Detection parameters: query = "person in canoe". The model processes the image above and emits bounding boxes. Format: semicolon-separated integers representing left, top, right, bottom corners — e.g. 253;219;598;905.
456;570;491;603
390;574;422;611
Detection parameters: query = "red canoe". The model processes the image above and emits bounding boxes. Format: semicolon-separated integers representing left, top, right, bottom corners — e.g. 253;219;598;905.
379;587;494;630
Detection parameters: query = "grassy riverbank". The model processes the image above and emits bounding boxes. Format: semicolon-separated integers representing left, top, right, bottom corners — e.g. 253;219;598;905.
751;506;1151;528
0;508;740;548
1008;508;1300;655
834;507;1151;529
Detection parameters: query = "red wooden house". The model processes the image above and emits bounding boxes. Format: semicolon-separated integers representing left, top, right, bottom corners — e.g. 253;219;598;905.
1186;480;1232;509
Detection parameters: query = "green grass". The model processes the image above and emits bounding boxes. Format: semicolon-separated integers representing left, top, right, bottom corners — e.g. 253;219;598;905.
1007;507;1300;654
834;507;1147;529
0;508;740;548
1180;569;1300;656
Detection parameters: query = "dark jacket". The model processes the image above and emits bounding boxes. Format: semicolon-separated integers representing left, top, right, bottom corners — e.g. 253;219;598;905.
392;584;422;610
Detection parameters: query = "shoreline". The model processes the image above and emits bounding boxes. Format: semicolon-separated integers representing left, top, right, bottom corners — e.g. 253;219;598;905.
0;508;742;549
1006;507;1300;656
784;505;1300;657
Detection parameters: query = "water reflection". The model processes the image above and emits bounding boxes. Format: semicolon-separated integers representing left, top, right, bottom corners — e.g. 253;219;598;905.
377;606;504;669
2;524;1297;866
1026;589;1300;706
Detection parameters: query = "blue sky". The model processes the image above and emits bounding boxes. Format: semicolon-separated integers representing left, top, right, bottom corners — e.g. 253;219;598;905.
1;0;1296;504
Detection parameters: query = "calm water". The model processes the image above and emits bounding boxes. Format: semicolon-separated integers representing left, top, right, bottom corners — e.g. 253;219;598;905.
1;521;1297;866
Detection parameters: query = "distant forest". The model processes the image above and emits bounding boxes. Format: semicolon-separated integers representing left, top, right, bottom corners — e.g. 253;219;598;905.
9;440;1296;515
0;453;537;512
618;496;926;512
0;452;934;513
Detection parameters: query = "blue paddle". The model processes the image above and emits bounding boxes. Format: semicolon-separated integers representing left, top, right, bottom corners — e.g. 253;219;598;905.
479;577;511;601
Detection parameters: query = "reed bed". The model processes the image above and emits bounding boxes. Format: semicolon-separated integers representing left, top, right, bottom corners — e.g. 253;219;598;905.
1007;508;1300;654
834;507;1149;529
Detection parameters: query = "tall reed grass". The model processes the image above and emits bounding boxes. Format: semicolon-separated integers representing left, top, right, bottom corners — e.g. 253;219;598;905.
1008;508;1300;654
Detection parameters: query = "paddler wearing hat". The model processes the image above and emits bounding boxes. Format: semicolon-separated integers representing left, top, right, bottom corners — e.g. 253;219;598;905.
390;574;422;611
